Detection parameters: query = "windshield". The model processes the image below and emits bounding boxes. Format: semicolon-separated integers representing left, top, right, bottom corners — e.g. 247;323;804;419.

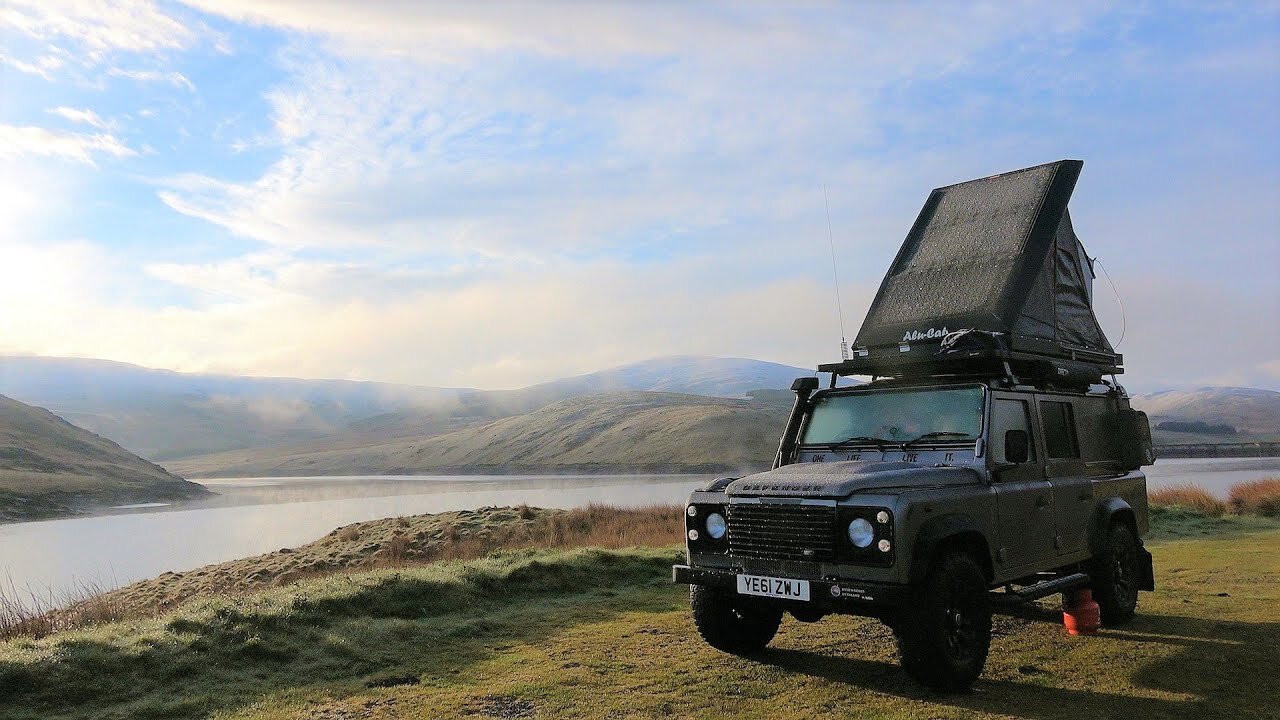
800;386;985;446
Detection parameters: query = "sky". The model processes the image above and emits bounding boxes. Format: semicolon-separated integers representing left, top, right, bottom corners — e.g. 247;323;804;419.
0;1;1277;392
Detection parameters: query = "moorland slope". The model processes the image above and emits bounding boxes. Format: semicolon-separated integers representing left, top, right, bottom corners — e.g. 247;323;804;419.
0;394;207;522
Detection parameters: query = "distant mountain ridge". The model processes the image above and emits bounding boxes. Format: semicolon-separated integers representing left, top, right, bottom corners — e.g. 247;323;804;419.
0;394;208;522
168;391;792;478
3;355;1275;473
1131;386;1280;444
0;355;818;461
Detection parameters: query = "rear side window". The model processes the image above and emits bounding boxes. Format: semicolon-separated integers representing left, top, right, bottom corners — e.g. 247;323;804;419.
992;398;1036;464
1041;401;1080;459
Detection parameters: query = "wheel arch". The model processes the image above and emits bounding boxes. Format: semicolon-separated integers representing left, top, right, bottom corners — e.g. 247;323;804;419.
1089;497;1137;557
908;513;995;587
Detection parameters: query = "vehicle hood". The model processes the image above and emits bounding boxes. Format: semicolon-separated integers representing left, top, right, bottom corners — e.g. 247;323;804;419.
724;460;982;499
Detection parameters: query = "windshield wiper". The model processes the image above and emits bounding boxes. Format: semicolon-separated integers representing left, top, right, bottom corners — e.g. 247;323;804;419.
902;431;972;449
831;436;895;452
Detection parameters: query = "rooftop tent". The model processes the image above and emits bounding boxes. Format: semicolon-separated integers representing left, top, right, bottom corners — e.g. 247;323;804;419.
825;160;1120;383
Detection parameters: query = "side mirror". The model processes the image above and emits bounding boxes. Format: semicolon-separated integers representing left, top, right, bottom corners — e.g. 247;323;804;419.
1005;429;1029;464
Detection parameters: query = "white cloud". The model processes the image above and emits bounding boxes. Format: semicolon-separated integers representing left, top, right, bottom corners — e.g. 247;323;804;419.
46;106;114;130
0;242;871;388
107;67;195;91
1;0;194;62
0;124;135;165
0;53;52;79
157;3;1114;253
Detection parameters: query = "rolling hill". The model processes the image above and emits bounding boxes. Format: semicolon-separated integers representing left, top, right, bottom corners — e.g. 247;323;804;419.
0;355;817;462
1131;387;1280;444
0;394;208;522
167;391;793;477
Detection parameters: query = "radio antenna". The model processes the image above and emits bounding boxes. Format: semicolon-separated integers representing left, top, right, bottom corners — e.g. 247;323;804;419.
1094;257;1126;348
823;184;849;360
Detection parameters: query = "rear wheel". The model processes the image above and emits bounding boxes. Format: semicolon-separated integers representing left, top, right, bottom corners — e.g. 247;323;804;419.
1090;522;1141;624
690;585;783;655
893;551;992;691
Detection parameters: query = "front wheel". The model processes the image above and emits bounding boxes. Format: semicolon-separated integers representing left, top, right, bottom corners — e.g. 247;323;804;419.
690;585;782;655
1090;523;1141;624
893;551;992;691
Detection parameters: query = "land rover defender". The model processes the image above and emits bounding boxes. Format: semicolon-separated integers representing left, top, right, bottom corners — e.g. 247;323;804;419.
673;160;1156;690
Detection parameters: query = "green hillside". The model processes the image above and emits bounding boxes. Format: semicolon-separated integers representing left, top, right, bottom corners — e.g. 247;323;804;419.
169;391;791;477
0;395;208;522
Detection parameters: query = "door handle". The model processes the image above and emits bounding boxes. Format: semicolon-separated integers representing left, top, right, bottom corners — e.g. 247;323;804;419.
1036;498;1050;509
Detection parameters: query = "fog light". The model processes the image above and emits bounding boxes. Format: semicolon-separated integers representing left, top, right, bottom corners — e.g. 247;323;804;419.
688;529;700;541
878;539;892;552
687;505;697;517
876;511;890;524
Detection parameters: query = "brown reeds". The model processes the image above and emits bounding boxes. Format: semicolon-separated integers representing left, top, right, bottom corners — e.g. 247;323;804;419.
1227;478;1280;517
1148;483;1226;517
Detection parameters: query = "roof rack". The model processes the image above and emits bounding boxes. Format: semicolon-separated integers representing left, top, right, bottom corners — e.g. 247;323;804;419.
817;329;1121;391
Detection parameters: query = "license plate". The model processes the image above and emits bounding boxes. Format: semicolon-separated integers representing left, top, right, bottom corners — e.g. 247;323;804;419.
736;574;810;601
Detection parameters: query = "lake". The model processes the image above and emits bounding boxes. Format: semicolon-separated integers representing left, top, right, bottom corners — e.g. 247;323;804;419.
0;457;1276;604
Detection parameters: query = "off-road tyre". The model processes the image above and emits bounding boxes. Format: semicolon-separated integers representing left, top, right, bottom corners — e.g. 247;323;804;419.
690;585;783;655
893;551;992;692
1090;522;1141;625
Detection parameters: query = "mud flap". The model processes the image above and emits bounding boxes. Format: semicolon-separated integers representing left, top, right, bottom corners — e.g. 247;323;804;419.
1137;546;1155;591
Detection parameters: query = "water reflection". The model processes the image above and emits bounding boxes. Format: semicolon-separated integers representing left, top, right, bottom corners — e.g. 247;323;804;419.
0;457;1276;605
0;474;709;601
1144;457;1280;497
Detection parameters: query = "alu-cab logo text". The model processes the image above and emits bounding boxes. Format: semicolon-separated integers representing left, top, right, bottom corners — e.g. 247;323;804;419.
901;327;949;343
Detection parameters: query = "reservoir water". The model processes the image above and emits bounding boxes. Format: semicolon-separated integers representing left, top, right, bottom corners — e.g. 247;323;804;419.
0;456;1276;603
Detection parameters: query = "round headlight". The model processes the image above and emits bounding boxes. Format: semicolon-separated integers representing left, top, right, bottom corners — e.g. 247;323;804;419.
705;512;726;540
847;518;875;548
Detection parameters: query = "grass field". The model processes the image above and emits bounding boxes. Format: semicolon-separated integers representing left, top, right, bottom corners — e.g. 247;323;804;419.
1;511;1278;720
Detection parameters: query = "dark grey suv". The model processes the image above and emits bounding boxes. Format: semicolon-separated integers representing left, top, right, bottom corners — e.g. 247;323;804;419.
674;376;1154;689
675;159;1156;690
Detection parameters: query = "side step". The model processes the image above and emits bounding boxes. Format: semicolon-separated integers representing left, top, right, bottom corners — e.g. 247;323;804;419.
991;572;1091;606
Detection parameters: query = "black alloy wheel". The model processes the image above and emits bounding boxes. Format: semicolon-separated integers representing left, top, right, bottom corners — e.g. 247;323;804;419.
893;550;992;692
1090;522;1141;624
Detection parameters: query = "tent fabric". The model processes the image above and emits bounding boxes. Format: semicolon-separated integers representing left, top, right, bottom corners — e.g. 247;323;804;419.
853;159;1114;361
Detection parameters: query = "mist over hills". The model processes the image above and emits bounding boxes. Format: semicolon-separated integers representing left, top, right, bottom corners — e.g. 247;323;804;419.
0;355;818;462
168;391;793;478
2;354;1275;480
0;394;207;522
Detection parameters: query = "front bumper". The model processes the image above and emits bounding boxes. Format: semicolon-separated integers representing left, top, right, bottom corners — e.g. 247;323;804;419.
672;564;911;614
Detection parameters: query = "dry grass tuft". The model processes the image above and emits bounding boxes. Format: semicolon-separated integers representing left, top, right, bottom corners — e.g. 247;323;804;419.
1228;478;1280;517
1149;484;1226;517
1;576;127;641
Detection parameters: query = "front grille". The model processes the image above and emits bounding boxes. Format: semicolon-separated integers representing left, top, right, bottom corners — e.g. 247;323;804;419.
727;503;838;562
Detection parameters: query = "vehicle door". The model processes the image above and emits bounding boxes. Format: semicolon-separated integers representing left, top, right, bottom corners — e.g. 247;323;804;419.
989;395;1056;570
1037;395;1092;556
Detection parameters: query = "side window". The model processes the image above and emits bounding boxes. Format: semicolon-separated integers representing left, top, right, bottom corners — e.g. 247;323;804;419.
1041;400;1080;459
991;398;1036;464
